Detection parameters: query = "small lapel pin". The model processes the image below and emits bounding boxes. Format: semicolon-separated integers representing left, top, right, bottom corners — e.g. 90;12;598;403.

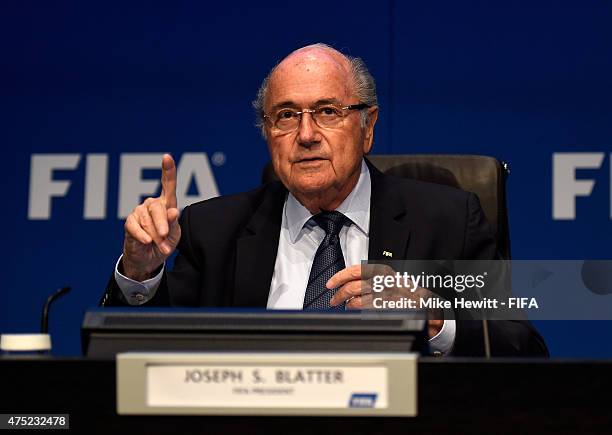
382;250;393;258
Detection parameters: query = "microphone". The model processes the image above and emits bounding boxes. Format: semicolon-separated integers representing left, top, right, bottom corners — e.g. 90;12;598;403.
474;287;491;359
0;286;71;354
581;261;612;296
41;286;71;333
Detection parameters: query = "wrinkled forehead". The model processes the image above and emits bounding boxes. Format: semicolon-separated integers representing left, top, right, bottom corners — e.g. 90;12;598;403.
266;48;354;108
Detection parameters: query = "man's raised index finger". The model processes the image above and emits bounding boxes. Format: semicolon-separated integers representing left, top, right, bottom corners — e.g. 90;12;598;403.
161;154;177;209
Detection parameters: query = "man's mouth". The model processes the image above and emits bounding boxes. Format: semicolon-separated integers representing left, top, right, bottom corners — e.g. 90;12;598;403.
295;157;326;163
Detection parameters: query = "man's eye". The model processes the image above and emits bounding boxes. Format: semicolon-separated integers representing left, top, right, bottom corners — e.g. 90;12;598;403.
319;107;340;116
278;110;295;119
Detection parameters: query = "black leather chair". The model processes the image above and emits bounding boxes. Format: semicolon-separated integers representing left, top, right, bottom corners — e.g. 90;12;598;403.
261;155;511;259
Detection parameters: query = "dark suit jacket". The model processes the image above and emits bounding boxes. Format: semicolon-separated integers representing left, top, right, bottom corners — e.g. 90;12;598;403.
103;162;548;357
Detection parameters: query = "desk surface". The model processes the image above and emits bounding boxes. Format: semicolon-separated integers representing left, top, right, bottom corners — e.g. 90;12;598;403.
1;357;610;434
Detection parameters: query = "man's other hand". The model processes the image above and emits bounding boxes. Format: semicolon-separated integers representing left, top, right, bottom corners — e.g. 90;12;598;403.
122;154;181;281
327;264;444;339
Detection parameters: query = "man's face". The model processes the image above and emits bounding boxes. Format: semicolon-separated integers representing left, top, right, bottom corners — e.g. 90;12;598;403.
264;49;377;199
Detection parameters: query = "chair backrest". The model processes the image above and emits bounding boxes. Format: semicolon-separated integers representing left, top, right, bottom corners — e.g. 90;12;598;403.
261;154;511;259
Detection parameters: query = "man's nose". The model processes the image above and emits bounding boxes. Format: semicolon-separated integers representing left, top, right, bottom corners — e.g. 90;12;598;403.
297;112;320;146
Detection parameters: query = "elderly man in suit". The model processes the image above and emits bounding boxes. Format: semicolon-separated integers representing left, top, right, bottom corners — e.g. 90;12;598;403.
103;43;547;357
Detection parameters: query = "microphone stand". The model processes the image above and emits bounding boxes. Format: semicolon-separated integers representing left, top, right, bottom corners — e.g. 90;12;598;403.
41;286;71;334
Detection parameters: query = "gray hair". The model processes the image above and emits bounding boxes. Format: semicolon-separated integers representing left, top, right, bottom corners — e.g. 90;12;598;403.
252;43;378;138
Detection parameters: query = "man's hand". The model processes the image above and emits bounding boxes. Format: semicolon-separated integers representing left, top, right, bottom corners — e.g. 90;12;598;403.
327;264;444;339
122;154;181;281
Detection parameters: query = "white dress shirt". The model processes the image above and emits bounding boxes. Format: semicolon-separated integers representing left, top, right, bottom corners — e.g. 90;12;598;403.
115;159;456;354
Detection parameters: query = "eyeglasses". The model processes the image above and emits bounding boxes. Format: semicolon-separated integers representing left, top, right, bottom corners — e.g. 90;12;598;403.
263;103;371;132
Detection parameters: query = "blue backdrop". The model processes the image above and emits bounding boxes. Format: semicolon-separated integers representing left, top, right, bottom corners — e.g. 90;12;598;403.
1;0;611;357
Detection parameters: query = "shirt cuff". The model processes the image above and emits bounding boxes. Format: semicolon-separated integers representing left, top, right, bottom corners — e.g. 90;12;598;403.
114;255;164;306
428;319;456;356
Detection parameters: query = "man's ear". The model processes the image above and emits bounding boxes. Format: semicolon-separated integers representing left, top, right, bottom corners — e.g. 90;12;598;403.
362;107;379;155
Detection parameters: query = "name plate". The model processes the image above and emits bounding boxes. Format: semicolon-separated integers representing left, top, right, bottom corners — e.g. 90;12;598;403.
117;353;417;416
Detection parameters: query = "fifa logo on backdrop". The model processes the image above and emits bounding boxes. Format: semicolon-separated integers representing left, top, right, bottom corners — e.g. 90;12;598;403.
552;152;610;220
27;153;220;220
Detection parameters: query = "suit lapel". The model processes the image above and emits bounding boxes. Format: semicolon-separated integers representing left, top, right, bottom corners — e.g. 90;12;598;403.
367;159;412;261
233;182;287;307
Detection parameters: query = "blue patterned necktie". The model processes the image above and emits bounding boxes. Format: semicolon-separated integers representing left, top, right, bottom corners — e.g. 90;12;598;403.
303;211;350;310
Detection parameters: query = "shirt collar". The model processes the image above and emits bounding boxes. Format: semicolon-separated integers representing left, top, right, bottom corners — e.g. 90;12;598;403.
285;159;371;243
